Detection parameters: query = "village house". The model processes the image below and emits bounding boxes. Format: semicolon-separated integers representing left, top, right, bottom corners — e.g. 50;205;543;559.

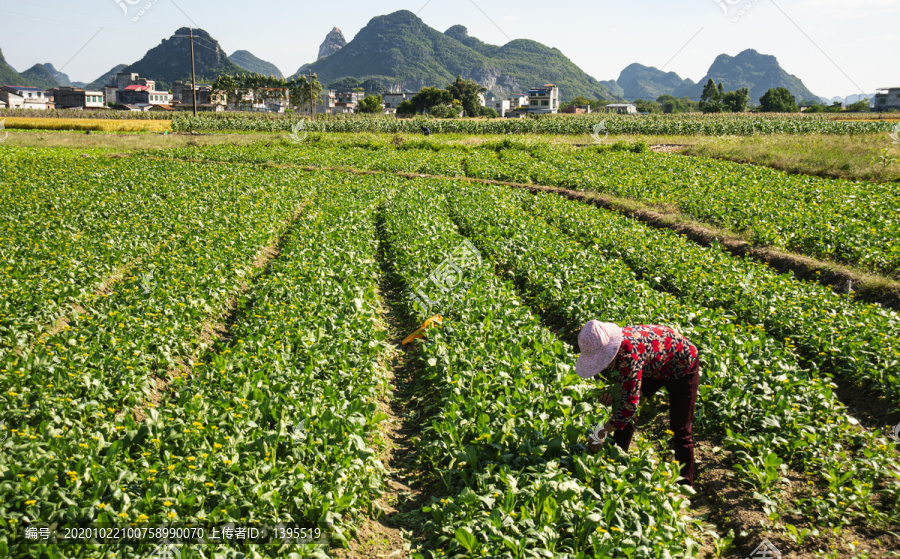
333;89;364;114
486;98;511;117
118;85;172;106
103;85;118;106
605;103;638;115
318;90;336;114
874;87;900;111
172;81;222;106
2;86;51;109
508;94;529;110
561;104;592;114
382;91;415;113
0;89;25;109
527;84;559;114
54;87;106;110
117;72;155;90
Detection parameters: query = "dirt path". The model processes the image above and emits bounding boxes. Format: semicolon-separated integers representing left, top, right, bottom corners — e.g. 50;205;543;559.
332;210;439;558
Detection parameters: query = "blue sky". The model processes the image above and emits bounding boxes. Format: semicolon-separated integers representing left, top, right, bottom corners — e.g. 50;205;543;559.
0;0;897;99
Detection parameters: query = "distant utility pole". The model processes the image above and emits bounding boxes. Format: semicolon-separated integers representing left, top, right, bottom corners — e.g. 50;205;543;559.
190;27;198;117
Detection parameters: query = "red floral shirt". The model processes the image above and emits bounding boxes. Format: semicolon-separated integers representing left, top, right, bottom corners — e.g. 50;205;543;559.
607;325;699;430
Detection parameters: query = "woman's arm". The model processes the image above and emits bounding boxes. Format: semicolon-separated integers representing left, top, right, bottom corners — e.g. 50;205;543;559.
608;353;643;431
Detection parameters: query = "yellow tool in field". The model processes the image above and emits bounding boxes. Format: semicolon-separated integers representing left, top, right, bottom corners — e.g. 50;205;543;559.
402;315;443;345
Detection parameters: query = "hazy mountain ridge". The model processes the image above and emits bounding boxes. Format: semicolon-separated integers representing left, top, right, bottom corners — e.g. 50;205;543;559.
1;18;826;105
0;48;27;87
613;63;696;101
602;50;819;103
230;50;284;78
85;64;129;91
21;64;59;90
292;11;620;101
120;27;244;90
678;50;818;102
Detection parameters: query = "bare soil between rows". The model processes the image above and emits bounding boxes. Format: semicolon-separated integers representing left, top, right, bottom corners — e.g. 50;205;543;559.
333;211;443;558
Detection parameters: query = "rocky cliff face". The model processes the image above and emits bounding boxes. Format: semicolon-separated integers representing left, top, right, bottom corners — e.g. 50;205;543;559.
318;27;347;60
464;67;522;97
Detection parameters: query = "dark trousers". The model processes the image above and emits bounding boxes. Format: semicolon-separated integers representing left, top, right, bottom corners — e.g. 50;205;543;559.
612;362;699;488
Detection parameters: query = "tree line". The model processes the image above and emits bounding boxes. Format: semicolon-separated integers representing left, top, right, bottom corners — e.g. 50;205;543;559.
210;73;872;116
211;73;323;111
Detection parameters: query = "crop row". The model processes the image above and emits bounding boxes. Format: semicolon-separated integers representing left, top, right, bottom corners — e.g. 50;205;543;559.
518;190;900;411
440;178;900;533
0;148;258;357
169;113;898;135
2;172;395;557
151;142;900;274
0;156;316;429
495;149;900;275
381;179;700;558
0;109;173;120
1;153;315;554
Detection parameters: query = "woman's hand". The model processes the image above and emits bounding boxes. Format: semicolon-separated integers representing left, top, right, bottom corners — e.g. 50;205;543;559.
598;392;614;406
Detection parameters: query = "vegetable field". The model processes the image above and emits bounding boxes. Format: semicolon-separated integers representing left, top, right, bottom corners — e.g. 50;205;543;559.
169;113;898;136
1;145;899;559
153;140;900;275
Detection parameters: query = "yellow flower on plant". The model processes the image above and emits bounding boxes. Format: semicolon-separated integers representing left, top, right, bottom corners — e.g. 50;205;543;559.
25;500;36;506
163;501;173;507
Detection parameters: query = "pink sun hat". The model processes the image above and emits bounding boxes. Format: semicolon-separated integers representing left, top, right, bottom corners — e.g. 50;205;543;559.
576;320;624;379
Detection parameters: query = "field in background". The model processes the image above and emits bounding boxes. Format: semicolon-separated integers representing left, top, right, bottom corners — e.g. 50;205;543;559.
169;112;898;135
1;117;172;133
4;122;899;184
